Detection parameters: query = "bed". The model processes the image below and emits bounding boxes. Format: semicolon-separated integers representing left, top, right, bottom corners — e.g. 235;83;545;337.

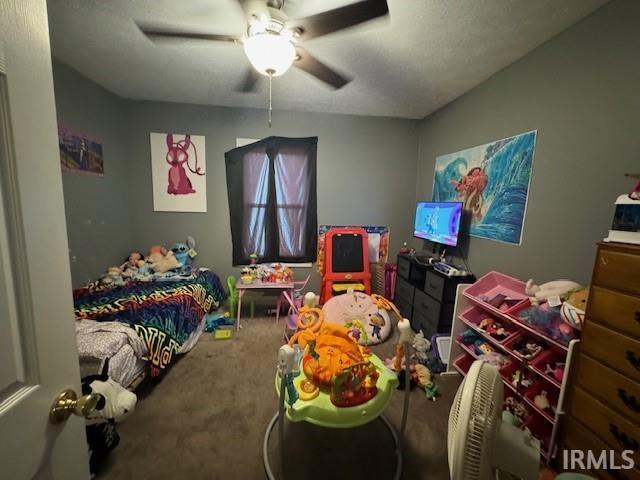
73;268;227;387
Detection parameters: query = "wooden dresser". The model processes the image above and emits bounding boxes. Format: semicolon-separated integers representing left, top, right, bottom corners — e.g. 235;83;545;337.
560;242;640;479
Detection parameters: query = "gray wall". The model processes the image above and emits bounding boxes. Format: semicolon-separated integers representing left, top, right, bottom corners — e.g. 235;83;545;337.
414;0;640;284
53;61;134;287
53;60;419;289
126;102;419;291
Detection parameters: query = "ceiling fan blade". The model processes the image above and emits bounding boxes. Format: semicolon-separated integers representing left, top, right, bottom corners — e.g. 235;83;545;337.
288;0;388;40
236;68;262;92
137;24;239;43
235;0;271;21
294;47;351;89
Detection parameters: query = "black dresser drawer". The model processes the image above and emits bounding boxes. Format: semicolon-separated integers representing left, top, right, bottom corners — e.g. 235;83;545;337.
413;289;440;326
424;271;445;301
395;296;413;321
412;310;438;337
395;276;414;306
397;256;411;280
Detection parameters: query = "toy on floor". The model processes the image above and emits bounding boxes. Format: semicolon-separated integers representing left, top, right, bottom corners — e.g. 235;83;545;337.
412;332;430;362
321;291;393;345
414;364;438;401
204;311;233;332
525;278;582;306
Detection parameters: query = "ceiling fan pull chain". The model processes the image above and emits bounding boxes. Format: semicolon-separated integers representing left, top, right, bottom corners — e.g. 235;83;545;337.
268;71;273;128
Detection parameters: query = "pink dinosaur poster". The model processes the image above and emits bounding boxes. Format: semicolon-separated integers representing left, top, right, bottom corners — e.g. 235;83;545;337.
150;132;207;212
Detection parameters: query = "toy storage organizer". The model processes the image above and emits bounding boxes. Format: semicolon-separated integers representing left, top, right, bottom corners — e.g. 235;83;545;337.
448;272;580;463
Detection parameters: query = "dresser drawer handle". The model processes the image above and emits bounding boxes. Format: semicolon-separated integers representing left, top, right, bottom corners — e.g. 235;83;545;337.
618;388;640;413
609;424;640;451
625;350;640;371
428;282;438;290
421;303;429;311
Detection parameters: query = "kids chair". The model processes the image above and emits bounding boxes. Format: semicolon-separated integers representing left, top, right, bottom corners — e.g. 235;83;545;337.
278;274;311;314
227;275;255;319
320;227;371;304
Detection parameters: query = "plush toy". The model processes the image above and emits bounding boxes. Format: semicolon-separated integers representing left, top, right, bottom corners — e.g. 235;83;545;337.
81;360;137;476
457;329;479;345
83;367;137;424
149;245;168;256
148;250;181;273
414;364;438;401
534;390;551;412
560;287;589;331
412;332;431;363
171;236;197;269
101;267;126;287
525;279;582;306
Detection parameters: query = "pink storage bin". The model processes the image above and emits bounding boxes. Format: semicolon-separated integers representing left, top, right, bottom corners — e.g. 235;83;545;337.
503;332;547;362
453;353;474;375
464;271;529;315
524;381;558;421
459;306;521;344
499;359;520;393
510;300;577;348
522;410;552;454
529;350;566;388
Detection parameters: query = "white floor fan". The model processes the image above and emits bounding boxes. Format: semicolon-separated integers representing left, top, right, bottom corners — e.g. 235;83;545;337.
448;360;540;480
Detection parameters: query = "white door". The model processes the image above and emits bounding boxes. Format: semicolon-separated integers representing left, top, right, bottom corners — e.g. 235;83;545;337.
0;0;89;478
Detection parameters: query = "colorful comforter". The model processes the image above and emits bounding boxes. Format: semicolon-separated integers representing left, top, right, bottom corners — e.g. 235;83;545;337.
74;269;227;376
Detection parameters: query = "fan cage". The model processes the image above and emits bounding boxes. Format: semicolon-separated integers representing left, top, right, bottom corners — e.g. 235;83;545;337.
448;361;502;480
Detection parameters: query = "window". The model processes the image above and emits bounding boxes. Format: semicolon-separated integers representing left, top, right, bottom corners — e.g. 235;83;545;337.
225;137;317;265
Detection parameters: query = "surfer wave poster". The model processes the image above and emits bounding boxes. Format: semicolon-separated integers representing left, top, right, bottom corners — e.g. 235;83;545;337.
432;130;537;245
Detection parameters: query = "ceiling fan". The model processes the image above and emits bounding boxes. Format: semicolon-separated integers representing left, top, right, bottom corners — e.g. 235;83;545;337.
137;0;389;91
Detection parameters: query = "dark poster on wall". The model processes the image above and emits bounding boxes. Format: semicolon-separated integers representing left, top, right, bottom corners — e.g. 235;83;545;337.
58;125;104;176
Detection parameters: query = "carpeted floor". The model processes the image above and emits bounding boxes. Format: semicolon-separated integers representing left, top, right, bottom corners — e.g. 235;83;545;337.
100;317;461;479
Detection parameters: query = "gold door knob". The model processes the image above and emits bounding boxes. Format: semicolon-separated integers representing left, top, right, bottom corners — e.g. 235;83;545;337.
49;388;99;424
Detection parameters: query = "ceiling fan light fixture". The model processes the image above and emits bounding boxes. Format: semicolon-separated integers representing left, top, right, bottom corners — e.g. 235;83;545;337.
243;32;296;77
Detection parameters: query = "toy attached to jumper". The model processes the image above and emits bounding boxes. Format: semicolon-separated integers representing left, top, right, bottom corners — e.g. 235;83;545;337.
321;291;393;345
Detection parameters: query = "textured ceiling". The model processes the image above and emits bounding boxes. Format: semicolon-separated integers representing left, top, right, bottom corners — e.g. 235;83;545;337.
48;0;608;119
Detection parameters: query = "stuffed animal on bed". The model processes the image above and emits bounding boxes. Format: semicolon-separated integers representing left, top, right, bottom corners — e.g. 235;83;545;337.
148;250;181;273
171;236;197;269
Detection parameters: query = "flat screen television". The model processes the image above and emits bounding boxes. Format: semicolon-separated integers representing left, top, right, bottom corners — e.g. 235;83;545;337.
413;201;463;247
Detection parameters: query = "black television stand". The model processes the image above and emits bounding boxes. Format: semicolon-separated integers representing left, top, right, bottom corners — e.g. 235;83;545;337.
394;254;475;338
